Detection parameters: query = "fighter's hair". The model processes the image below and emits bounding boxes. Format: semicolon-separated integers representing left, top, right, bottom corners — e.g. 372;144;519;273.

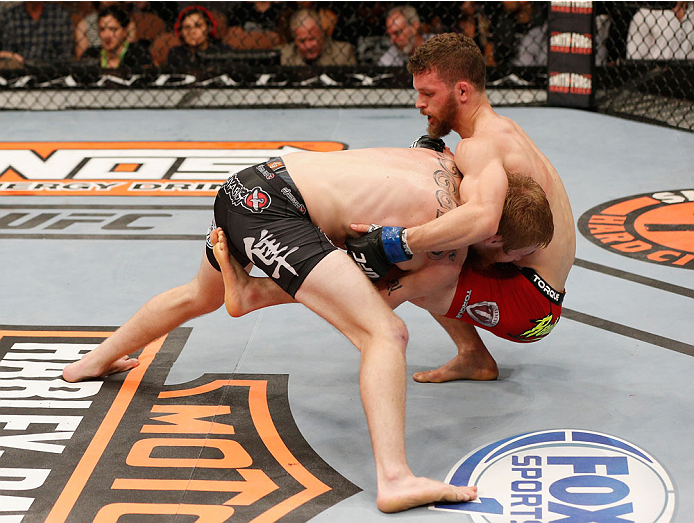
497;173;554;253
407;33;486;92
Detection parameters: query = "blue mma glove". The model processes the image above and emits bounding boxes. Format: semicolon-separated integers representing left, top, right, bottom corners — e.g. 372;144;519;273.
410;135;446;152
346;225;412;280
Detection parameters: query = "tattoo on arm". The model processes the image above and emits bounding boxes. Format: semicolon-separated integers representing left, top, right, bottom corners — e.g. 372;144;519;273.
385;278;403;296
427;250;457;261
432;153;462;218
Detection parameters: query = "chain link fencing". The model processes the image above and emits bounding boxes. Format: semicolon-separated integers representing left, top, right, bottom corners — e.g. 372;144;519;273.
0;1;691;132
595;1;694;131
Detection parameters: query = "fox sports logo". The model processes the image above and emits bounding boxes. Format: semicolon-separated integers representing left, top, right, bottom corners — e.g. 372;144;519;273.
433;429;675;522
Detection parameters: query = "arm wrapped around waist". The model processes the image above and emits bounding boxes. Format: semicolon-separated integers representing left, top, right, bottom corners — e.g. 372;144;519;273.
346;225;412;280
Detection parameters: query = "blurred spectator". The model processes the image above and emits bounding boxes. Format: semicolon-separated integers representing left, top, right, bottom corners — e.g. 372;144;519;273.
331;2;388;44
345;2;390;64
492;1;533;67
82;5;151;69
141;1;179;30
0;4;19;11
508;2;549;67
129;2;165;46
0;1;73;66
378;5;428;67
289;2;339;38
224;1;285;50
75;2;137;60
167;5;231;68
150;4;226;66
626;1;694;60
594;3;639;65
279;8;356;66
511;21;547;66
451;2;496;66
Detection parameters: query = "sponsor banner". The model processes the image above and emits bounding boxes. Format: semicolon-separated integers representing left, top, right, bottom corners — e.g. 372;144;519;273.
0;326;359;522
548;72;592;95
550;32;593;55
0;67;414;90
433;429;676;523
578;189;694;270
547;1;594;108
0;141;345;197
550;1;593;15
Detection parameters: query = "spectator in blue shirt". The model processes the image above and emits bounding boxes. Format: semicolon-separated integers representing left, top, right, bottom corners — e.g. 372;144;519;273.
0;2;73;66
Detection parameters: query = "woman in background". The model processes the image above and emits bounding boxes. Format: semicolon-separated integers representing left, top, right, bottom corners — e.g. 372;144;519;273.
81;5;151;69
167;5;231;68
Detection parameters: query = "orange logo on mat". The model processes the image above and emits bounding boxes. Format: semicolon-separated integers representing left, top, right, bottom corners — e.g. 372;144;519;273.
0;141;346;197
0;326;359;522
578;190;694;269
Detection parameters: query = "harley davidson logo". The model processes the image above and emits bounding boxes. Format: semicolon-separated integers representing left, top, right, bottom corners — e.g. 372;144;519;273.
0;325;359;522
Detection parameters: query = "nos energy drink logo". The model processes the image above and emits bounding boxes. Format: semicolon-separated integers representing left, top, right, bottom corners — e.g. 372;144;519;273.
0;141;345;197
433;429;675;522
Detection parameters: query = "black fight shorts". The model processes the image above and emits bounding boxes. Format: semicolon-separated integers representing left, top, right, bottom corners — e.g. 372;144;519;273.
205;157;336;298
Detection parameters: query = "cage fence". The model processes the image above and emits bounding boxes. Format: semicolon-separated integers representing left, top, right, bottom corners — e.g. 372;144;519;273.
0;1;691;131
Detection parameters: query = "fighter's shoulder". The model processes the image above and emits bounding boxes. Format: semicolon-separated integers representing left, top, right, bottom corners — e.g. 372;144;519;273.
454;135;507;169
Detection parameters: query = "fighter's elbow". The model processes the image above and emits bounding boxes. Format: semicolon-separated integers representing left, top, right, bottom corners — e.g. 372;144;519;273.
479;213;501;240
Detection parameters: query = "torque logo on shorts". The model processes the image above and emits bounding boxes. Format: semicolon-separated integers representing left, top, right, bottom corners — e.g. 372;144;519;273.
433;429;676;522
578;189;694;269
454;289;473;319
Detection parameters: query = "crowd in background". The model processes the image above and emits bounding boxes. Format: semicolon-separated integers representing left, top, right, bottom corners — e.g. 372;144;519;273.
0;1;691;74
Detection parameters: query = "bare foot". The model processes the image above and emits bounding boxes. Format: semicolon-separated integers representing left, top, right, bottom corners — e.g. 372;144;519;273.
62;355;139;383
211;228;259;317
377;475;477;513
413;351;499;383
210;228;294;317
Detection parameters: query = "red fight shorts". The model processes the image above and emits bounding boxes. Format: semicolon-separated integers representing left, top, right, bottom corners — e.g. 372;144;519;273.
444;263;565;343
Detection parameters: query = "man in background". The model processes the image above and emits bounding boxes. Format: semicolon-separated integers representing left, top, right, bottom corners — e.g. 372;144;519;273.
279;8;356;66
0;2;73;66
378;5;427;67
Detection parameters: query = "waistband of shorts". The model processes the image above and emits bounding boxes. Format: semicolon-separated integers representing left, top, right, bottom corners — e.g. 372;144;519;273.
517;266;565;305
253;158;310;219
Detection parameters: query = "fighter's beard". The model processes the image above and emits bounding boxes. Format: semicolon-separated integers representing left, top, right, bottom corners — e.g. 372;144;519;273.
427;120;452;139
425;94;458;139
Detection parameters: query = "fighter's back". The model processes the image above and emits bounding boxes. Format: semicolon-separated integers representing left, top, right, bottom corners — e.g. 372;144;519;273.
478;113;576;290
283;147;462;246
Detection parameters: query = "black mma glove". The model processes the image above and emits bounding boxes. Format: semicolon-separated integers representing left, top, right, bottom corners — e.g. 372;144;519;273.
346;225;412;281
410;135;446;152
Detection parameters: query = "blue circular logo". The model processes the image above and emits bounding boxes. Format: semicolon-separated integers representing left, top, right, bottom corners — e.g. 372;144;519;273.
433;429;675;522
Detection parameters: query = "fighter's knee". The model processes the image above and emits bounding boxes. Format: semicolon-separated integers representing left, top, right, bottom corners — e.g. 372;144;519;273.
376;315;409;351
393;316;409;346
